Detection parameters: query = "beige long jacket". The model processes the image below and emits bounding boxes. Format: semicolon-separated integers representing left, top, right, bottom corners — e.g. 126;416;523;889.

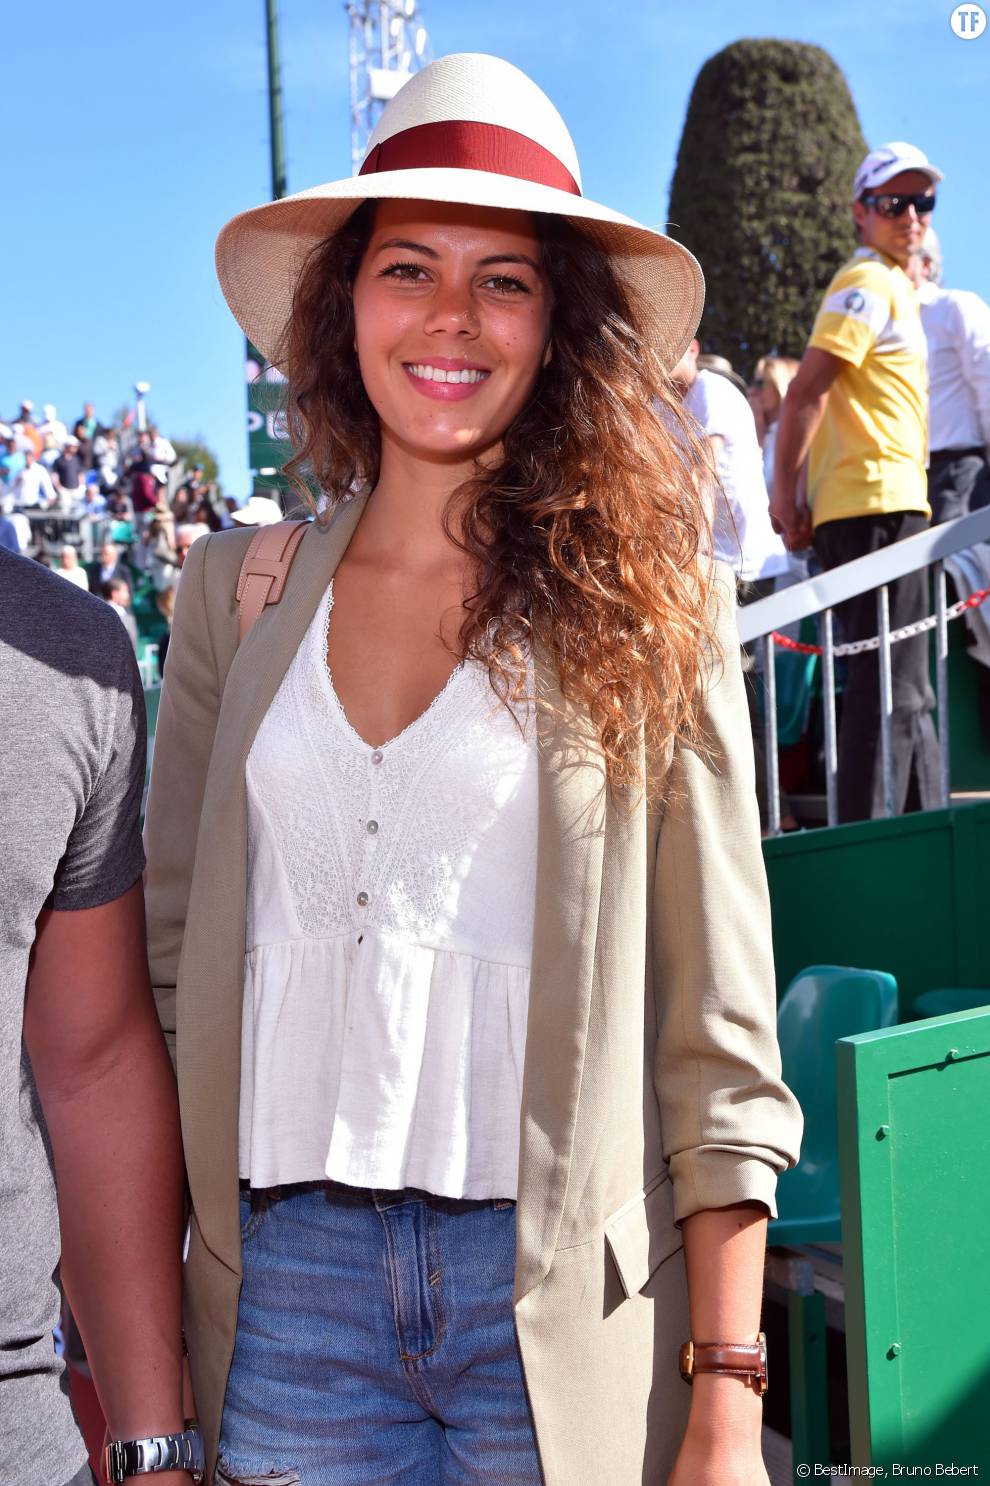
144;495;802;1485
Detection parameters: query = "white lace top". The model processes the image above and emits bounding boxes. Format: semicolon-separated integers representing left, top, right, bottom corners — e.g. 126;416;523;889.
239;580;538;1199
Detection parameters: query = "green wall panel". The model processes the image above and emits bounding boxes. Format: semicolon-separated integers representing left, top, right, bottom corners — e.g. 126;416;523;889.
764;804;990;1015
838;1010;990;1470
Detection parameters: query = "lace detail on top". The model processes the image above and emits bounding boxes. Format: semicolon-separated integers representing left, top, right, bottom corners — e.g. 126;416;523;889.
246;580;536;955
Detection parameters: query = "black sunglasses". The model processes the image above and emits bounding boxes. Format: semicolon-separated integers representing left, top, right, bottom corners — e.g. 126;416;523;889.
860;191;936;219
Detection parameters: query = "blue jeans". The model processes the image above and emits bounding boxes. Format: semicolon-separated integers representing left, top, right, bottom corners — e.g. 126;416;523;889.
217;1183;543;1485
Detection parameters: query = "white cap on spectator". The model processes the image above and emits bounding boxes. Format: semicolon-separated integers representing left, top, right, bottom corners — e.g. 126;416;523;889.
230;495;284;527
43;403;57;419
853;142;943;200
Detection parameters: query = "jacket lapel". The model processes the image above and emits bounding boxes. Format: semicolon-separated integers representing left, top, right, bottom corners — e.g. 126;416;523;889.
179;498;367;1275
514;654;607;1301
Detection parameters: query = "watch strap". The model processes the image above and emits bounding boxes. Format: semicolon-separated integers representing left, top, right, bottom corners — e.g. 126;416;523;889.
679;1333;768;1395
104;1424;205;1483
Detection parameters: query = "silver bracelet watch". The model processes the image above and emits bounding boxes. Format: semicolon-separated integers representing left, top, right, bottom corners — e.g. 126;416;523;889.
104;1424;205;1483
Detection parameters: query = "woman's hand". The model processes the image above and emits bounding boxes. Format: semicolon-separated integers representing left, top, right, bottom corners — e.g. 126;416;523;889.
666;1374;769;1486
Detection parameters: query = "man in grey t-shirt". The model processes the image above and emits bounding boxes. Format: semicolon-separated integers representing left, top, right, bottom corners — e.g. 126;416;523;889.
1;549;192;1486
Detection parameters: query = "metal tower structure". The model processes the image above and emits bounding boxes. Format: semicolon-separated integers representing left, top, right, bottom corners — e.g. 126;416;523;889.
347;1;432;175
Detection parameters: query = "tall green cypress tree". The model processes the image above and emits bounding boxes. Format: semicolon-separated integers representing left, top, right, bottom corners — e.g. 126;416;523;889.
667;40;867;379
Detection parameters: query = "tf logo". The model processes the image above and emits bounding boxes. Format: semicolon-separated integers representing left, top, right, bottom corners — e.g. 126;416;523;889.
950;4;986;38
844;291;866;314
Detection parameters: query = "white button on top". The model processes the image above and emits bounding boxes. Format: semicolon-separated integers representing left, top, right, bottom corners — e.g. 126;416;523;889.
371;750;384;765
367;819;379;835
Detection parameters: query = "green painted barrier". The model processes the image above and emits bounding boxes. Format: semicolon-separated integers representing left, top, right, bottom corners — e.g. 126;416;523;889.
837;1008;990;1472
764;803;990;1017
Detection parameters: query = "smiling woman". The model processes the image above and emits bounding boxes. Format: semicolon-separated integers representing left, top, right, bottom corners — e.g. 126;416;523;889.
275;190;715;788
145;50;802;1486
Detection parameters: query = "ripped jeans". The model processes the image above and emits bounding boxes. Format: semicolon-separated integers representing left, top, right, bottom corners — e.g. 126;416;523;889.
217;1182;543;1486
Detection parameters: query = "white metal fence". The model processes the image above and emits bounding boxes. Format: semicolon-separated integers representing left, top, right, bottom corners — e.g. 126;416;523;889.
736;505;990;834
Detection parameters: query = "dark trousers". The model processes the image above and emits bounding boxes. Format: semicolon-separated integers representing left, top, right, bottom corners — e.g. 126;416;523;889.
814;511;941;823
927;449;990;525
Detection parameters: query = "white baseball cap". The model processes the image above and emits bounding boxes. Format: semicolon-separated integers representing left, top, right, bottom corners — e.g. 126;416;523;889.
230;494;284;527
853;142;943;201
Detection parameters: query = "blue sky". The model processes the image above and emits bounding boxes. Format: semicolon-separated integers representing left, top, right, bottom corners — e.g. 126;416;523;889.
4;1;986;498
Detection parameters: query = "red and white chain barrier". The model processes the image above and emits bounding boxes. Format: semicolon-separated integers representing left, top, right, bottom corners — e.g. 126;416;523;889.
770;584;990;657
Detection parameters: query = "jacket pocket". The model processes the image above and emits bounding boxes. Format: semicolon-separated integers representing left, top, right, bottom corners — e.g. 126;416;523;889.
604;1170;682;1299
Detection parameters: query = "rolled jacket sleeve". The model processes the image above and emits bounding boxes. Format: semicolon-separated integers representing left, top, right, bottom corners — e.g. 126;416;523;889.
652;567;803;1224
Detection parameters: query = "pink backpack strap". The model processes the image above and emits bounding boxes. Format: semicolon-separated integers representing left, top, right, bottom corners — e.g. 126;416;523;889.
234;519;308;644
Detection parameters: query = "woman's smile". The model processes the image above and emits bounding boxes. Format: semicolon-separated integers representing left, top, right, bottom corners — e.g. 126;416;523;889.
402;357;493;401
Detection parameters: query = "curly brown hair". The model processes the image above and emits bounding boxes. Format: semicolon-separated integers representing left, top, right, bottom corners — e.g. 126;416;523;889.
277;201;716;798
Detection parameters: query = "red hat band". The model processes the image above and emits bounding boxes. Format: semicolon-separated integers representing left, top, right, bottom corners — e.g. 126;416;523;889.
360;119;581;197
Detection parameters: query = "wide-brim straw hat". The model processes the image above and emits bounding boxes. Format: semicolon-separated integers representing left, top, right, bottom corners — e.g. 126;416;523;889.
215;53;704;372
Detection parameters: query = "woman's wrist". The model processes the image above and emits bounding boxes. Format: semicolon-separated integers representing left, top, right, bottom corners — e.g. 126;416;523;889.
686;1372;764;1442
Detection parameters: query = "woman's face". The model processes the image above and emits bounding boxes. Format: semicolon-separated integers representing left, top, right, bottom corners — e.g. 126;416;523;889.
351;199;552;466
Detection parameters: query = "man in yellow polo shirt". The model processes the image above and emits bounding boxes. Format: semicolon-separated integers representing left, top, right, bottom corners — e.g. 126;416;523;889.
771;142;942;823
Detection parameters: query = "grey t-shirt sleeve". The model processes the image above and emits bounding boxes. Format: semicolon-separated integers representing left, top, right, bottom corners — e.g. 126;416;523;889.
49;624;148;911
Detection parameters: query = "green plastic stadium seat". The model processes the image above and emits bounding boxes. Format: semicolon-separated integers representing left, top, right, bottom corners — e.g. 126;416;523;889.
769;964;899;1246
913;987;990;1019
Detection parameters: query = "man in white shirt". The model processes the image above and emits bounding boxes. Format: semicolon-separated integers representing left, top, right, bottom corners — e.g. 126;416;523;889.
148;425;177;487
37;404;68;450
11;450;57;509
669;341;792;832
57;545;90;591
670;338;788;582
909;229;990;523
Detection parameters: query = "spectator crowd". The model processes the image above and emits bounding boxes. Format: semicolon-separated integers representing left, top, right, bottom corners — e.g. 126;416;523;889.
0;397;284;671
